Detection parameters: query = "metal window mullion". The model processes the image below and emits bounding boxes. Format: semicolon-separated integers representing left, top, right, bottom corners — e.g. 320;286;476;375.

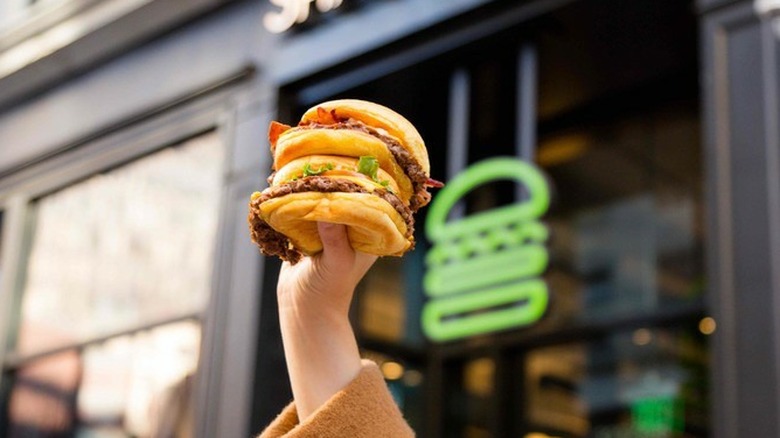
0;196;34;384
516;42;538;162
2;312;203;371
516;43;538;207
448;67;471;220
422;67;471;438
760;15;780;429
196;106;247;438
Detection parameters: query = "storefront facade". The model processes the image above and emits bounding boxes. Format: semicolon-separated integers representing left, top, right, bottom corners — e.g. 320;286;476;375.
0;0;778;437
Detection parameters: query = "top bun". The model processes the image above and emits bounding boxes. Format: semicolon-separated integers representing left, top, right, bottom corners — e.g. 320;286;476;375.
300;99;430;176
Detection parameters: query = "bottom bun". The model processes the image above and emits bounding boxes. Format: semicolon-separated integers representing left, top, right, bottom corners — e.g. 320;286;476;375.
257;191;413;257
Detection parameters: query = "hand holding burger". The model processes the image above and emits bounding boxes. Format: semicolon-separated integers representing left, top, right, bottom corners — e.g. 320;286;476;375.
248;99;442;264
252;99;427;433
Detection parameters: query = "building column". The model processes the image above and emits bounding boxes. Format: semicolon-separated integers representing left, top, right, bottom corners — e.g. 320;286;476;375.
700;0;780;436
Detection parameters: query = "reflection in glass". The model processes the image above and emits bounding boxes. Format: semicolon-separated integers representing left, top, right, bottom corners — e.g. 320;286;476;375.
6;321;201;437
356;243;427;347
525;325;709;437
462;357;494;438
442;356;496;438
15;132;223;355
537;102;703;329
7;349;81;436
80;321;201;437
359;258;406;342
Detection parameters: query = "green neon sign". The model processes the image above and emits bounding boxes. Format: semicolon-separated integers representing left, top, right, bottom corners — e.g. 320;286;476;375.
422;157;551;342
632;396;684;435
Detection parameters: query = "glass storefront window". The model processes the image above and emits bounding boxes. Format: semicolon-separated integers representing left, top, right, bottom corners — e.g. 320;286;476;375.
79;321;200;437
6;321;200;437
439;355;501;438
524;323;709;437
2;131;224;437
14;132;223;356
5;349;81;436
356;246;428;347
461;357;495;438
359;258;407;342
535;101;703;331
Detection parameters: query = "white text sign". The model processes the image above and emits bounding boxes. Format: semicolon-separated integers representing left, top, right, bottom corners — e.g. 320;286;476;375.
264;0;344;33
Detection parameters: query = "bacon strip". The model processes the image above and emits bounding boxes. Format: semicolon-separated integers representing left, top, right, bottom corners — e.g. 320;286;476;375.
268;121;291;152
425;178;444;188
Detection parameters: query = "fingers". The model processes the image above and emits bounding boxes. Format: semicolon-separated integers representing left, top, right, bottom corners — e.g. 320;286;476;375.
276;223;377;312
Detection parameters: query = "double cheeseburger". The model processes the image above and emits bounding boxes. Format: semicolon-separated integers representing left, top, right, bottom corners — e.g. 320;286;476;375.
248;99;442;264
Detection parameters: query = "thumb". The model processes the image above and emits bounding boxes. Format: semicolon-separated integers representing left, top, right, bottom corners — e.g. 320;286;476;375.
318;222;353;267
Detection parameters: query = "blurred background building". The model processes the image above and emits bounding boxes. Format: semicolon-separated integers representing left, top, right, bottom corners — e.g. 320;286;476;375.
0;0;778;437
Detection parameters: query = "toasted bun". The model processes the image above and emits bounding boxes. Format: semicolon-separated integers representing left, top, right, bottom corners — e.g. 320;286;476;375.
249;99;433;263
256;192;412;256
272;155;403;198
301;99;430;176
274;128;413;202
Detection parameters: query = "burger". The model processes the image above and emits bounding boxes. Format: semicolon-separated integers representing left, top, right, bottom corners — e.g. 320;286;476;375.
248;99;442;264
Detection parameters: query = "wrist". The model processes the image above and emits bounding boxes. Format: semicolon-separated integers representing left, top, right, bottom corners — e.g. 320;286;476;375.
278;296;352;333
277;294;362;420
278;285;353;320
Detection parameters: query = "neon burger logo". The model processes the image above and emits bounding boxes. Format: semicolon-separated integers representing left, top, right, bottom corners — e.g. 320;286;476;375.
422;158;551;342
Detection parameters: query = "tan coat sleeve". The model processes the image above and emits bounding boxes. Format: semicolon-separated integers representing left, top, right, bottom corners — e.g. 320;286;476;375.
258;360;414;438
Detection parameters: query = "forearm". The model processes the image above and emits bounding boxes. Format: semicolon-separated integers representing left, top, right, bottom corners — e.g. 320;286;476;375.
278;302;362;420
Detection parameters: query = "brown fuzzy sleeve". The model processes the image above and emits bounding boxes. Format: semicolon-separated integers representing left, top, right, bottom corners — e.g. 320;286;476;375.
257;360;414;438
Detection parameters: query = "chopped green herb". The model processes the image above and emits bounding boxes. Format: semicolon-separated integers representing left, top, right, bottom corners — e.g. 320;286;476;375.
380;180;394;193
303;162;334;177
357;156;380;180
357;156;395;192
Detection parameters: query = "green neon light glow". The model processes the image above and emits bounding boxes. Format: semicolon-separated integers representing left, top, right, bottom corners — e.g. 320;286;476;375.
632;396;684;434
424;243;548;297
422;157;552;342
423;279;549;342
426;158;550;242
